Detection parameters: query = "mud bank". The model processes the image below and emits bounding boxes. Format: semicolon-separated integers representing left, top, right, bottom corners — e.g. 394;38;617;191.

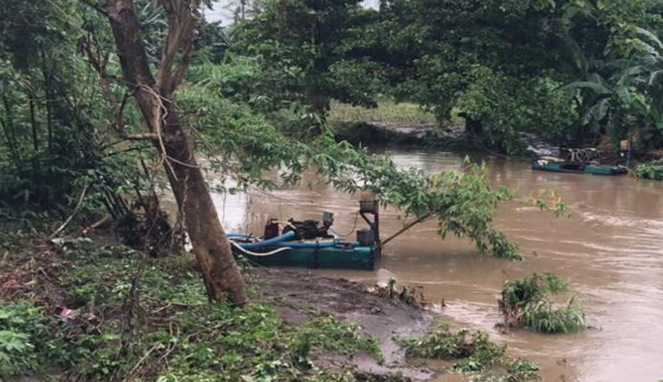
334;121;559;157
334;121;452;147
247;267;436;381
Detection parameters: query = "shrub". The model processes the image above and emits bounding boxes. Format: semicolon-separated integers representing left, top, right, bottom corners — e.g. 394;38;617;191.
499;273;587;334
398;324;540;381
635;161;663;180
0;303;50;377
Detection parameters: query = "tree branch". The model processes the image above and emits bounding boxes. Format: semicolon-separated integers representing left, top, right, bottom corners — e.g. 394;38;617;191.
82;34;158;141
48;185;89;240
157;0;197;94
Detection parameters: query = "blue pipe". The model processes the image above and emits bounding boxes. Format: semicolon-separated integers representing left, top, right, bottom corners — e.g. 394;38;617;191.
274;240;336;249
237;231;296;250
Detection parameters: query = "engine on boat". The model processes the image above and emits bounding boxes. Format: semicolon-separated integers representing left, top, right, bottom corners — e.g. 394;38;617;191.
264;212;335;241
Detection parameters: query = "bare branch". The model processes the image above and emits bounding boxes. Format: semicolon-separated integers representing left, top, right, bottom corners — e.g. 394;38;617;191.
157;0;197;94
82;35;157;141
124;133;159;141
170;31;194;92
48;185;89;240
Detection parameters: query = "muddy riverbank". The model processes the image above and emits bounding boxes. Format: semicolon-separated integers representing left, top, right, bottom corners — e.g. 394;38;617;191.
248;267;436;380
334;122;562;159
334;121;457;147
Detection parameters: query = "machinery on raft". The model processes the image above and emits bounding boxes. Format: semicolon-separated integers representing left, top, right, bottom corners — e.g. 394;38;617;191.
229;198;382;270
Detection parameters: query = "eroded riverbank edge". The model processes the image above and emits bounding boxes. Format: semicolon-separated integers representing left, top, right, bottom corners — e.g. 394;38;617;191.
247;267;436;380
333;121;566;158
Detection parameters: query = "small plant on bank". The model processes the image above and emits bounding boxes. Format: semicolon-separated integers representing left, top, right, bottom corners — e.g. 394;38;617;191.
399;324;505;368
293;312;384;366
0;303;50;377
499;273;586;334
473;359;541;382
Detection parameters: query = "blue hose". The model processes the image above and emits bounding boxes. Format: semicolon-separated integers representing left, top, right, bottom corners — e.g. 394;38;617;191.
237;231;296;250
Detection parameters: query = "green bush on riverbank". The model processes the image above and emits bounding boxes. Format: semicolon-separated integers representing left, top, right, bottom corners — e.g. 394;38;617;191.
635;161;663;181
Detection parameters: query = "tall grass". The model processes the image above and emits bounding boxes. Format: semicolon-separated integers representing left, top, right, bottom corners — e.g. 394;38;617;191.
329;99;438;125
520;298;586;334
499;273;587;334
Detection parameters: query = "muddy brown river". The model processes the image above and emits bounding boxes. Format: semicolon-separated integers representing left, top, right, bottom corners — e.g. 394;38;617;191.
213;148;663;382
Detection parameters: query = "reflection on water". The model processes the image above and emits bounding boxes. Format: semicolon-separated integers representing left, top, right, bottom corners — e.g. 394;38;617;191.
214;148;663;382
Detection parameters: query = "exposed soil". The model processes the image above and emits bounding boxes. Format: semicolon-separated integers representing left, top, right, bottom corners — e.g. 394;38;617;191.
247;267;436;381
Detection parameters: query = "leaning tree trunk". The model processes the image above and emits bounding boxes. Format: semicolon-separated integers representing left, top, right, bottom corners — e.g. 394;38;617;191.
105;0;247;305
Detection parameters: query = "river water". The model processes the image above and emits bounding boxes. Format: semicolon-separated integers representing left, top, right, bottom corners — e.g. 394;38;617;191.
213;148;663;382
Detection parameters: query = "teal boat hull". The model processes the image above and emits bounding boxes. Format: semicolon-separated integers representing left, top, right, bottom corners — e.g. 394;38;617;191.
584;165;627;175
234;245;380;270
532;160;626;176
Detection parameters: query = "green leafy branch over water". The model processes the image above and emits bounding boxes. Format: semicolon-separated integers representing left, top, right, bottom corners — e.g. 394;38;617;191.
181;88;523;260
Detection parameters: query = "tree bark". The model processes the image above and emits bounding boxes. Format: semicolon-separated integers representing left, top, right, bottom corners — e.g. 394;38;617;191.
105;0;247;305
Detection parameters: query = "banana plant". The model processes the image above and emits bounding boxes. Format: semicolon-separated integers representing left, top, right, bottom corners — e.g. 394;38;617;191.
627;27;663;132
562;33;649;141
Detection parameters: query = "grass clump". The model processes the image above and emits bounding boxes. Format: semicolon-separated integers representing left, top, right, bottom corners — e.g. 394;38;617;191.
399;324;505;372
473;359;541;382
294;313;383;365
499;273;586;334
398;324;540;381
329;99;438;125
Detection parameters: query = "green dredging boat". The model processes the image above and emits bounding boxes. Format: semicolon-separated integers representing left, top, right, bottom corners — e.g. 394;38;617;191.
232;237;379;270
532;158;627;176
229;200;383;270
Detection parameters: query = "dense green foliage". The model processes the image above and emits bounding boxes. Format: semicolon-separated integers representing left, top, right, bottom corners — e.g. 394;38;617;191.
233;0;385;113
0;0;153;218
0;302;51;377
635;160;663;180
398;324;540;380
227;0;663;155
499;273;587;334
